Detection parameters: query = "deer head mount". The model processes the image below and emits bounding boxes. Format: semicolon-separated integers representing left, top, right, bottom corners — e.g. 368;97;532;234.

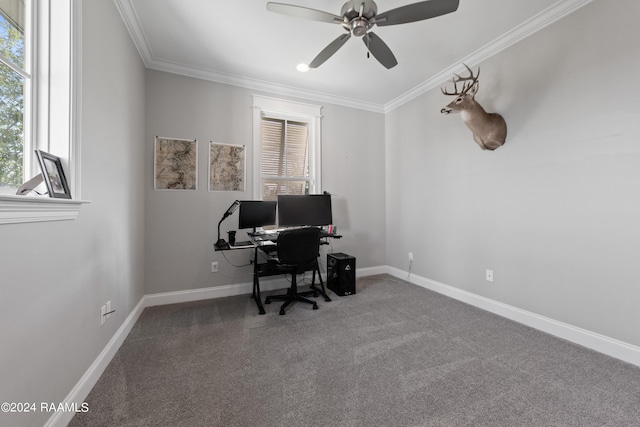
441;64;507;151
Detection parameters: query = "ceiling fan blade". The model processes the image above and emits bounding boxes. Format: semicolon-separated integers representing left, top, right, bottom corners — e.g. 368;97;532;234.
376;0;459;26
266;2;343;24
363;32;398;69
309;33;351;68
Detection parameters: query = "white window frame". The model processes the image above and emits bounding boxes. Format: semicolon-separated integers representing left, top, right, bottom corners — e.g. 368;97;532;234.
252;95;322;200
0;0;86;224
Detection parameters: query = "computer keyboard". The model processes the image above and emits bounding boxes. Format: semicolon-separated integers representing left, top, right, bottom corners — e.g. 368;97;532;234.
251;229;281;241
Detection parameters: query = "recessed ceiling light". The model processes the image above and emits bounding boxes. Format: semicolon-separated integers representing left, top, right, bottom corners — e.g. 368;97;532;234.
296;63;310;73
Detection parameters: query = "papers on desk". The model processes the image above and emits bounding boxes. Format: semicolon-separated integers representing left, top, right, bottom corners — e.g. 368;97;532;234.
251;235;278;243
228;239;275;249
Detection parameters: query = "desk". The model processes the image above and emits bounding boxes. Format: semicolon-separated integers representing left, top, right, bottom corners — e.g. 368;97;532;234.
215;230;340;314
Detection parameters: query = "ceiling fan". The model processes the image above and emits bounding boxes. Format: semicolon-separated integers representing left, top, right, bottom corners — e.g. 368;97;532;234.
266;0;459;69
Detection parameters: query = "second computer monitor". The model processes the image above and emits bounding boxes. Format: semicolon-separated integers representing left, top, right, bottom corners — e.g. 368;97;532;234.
277;194;332;227
238;200;277;230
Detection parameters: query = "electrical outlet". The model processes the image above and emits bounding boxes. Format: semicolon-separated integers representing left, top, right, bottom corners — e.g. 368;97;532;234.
211;262;219;273
106;300;112;320
486;269;494;282
408;252;414;262
100;305;106;326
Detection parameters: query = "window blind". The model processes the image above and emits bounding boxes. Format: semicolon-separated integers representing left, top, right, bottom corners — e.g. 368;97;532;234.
261;117;309;200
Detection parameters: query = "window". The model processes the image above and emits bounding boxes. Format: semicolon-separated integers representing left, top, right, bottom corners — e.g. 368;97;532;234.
0;0;29;191
0;0;76;196
0;0;83;224
252;95;322;200
260;117;310;200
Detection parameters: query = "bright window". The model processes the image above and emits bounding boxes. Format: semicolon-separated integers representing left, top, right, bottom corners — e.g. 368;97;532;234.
0;0;82;225
0;0;76;198
0;0;29;190
252;95;322;200
260;117;310;200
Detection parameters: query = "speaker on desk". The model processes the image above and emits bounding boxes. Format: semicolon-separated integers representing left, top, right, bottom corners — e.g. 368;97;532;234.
327;253;356;296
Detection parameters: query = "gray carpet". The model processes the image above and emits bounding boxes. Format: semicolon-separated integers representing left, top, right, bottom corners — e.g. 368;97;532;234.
70;274;640;426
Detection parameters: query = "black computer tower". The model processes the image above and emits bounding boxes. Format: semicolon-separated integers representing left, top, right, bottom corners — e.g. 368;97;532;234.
327;253;356;296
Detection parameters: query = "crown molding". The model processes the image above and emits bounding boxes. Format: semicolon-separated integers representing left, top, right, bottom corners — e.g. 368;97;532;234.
113;0;153;67
114;0;594;114
112;0;384;113
383;0;596;113
147;57;386;114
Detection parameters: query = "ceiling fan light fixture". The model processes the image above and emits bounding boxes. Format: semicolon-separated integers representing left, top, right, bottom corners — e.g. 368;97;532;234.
350;19;369;36
296;63;310;72
266;0;460;69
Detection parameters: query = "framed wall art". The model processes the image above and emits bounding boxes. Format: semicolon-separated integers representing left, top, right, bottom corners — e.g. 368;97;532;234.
35;150;72;199
209;142;246;192
154;137;198;190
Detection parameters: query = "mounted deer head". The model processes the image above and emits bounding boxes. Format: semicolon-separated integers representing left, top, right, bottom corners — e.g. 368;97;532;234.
441;64;507;151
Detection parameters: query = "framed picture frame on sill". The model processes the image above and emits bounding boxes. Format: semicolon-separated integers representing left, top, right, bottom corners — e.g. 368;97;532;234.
35;150;72;199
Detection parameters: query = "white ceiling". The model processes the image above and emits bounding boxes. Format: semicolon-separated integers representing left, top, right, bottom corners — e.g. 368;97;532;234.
115;0;593;112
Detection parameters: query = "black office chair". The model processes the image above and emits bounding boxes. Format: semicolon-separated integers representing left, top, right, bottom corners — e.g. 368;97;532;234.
264;227;322;315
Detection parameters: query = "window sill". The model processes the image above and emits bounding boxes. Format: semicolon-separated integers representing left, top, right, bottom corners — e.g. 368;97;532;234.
0;195;90;225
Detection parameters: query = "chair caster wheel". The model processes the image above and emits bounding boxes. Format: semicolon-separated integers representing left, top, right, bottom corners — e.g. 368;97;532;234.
312;304;318;310
279;309;286;315
313;292;319;297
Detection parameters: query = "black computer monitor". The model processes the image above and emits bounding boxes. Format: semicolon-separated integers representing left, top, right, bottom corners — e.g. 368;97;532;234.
238;201;277;229
277;194;332;227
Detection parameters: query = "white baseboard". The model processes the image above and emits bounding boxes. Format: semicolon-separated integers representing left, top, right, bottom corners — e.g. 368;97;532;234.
144;282;259;307
356;265;388;277
44;297;147;427
50;264;640;427
386;266;640;368
143;266;384;307
47;267;376;426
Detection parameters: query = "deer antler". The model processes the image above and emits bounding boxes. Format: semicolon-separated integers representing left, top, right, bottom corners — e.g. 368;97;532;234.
441;63;480;96
440;63;506;151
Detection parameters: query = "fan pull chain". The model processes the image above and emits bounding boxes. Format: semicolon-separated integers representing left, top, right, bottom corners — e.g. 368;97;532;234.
365;36;370;59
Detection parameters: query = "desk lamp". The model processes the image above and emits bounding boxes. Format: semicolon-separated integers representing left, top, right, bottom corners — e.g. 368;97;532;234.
215;200;240;249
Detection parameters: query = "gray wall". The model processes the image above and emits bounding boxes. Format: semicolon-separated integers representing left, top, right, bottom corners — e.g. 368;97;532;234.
0;1;146;426
385;0;640;347
3;0;639;425
144;70;386;295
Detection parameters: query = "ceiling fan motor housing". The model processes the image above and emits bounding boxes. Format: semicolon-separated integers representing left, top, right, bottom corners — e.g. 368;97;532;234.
341;0;377;19
340;0;378;21
342;0;377;36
